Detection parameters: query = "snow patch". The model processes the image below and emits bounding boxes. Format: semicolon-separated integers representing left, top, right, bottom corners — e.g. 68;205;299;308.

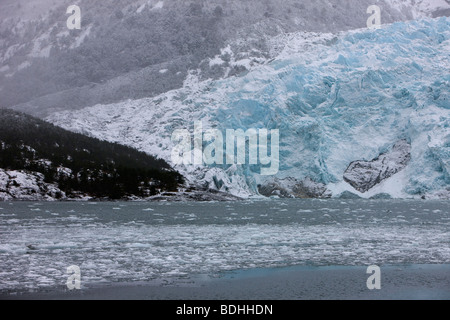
0;169;65;201
152;1;164;10
136;3;146;14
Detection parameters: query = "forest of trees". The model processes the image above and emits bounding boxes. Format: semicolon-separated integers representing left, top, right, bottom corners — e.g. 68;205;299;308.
0;1;226;110
0;109;183;199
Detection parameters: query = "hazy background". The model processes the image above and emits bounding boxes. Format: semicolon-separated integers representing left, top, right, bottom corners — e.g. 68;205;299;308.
1;0;449;117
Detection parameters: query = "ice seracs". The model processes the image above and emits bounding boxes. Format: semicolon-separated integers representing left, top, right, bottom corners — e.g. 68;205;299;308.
47;17;450;199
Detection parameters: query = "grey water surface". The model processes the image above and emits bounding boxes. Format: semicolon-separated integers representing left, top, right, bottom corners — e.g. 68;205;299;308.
0;199;449;299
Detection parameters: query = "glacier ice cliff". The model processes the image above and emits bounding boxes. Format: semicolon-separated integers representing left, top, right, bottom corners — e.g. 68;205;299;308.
48;17;450;199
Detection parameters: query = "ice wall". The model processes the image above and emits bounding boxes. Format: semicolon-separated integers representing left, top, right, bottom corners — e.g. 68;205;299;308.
48;17;450;198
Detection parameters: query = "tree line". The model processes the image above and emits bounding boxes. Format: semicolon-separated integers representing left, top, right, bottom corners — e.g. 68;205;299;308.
0;109;183;199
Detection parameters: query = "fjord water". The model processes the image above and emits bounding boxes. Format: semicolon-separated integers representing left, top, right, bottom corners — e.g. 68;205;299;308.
0;199;449;299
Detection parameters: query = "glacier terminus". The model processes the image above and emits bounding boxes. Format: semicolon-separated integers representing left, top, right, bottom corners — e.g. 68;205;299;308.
48;17;450;200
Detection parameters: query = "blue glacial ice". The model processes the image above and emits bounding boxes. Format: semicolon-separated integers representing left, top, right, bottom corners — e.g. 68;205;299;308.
48;17;450;199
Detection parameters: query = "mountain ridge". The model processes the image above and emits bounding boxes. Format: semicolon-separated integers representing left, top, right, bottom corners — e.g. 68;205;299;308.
2;0;449;116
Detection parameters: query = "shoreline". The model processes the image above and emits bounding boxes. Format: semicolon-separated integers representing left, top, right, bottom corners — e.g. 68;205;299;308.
3;264;450;300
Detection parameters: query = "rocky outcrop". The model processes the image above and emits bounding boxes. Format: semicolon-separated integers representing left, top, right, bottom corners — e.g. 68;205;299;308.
146;188;243;201
369;193;393;199
0;169;67;201
338;191;362;199
258;177;331;198
0;169;242;202
344;140;411;193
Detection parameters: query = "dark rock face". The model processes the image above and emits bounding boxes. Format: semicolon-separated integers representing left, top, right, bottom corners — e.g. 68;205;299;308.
258;177;331;198
338;191;362;199
370;193;393;199
343;140;411;193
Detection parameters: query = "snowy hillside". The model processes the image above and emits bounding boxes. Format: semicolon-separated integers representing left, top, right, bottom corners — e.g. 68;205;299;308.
385;0;450;18
0;109;184;200
2;0;449;117
48;17;450;199
0;169;68;201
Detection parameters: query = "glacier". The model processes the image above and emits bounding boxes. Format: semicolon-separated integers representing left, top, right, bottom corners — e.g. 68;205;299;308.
48;17;450;199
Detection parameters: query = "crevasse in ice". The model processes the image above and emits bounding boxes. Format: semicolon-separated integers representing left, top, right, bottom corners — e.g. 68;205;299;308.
48;17;450;199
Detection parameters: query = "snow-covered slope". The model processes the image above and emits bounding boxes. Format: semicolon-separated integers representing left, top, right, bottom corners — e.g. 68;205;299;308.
48;17;450;199
385;0;450;18
4;0;450;116
0;169;67;201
